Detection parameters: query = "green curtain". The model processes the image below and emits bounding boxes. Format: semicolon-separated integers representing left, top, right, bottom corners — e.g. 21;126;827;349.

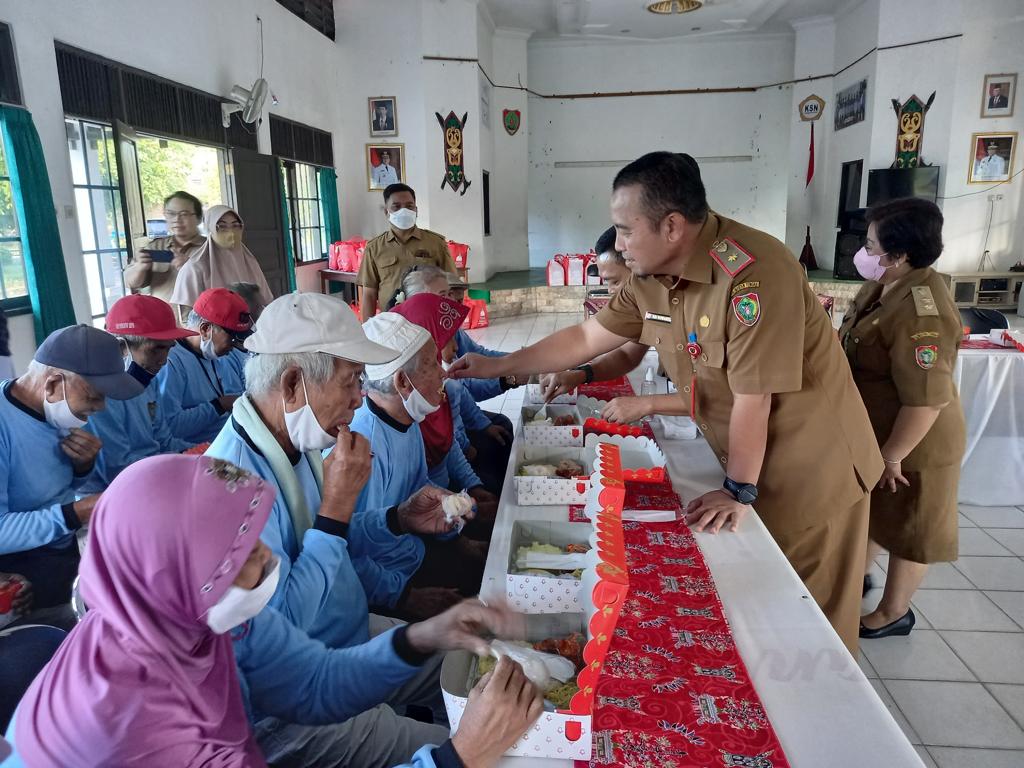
277;159;297;293
0;106;76;344
317;166;341;246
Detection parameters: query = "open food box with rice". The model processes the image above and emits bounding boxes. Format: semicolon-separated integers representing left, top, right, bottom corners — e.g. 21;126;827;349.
514;433;666;505
525;374;577;405
505;445;627;612
441;477;628;760
520;404;585;447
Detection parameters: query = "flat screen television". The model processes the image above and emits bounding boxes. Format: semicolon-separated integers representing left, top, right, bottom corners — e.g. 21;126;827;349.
866;167;940;205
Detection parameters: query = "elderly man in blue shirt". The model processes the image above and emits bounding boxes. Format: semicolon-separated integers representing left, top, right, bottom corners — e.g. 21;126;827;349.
206;291;459;764
0;324;142;609
157;287;250;444
82;295;198;492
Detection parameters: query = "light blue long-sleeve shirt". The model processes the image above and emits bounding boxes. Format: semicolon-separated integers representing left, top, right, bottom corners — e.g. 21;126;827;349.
346;400;429;608
3;615;441;768
455;330;507;402
157;342;244;444
206;418;369;649
0;381;83;555
81;374;192;493
232;608;419;725
449;379;491;451
427;382;482;492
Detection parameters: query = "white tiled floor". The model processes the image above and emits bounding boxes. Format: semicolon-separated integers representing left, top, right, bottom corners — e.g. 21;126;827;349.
467;311;1024;768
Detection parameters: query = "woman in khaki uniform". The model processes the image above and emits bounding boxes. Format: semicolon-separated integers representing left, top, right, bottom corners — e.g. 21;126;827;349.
839;198;966;639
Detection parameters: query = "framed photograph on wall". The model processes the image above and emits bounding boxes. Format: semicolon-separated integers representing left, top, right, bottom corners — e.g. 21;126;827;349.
834;79;867;131
367;143;405;190
981;74;1016;118
968;132;1016;184
368;96;398;137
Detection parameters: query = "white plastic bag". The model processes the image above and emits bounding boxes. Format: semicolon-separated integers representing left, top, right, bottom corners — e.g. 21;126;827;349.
489;640;576;690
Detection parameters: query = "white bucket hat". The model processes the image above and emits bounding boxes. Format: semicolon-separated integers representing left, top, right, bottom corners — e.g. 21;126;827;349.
362;313;431;381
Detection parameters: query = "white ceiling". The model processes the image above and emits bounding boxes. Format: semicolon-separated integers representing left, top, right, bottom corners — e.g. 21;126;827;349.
482;0;848;41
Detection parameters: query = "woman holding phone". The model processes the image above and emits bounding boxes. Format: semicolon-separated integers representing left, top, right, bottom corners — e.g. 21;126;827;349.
123;191;206;305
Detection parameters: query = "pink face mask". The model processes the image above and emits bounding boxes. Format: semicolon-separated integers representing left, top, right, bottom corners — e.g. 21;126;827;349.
853;247;891;282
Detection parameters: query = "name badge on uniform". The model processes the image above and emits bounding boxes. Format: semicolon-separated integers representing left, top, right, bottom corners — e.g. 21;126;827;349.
644;311;672;324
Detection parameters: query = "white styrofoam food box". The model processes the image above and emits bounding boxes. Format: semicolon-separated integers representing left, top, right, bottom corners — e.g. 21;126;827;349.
514;434;666;506
521;404;584;446
506;520;596;613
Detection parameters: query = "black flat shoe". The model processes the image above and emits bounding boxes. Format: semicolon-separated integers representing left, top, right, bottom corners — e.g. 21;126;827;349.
863;574;874;596
859;608;915;639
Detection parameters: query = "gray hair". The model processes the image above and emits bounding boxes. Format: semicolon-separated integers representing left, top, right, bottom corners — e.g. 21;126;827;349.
25;360;83;387
364;347;425;395
402;265;448;298
120;334;155;350
185;310;208;330
244;351;338;397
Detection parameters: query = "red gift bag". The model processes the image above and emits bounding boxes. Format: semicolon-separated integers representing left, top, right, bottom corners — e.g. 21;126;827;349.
447;240;470;269
329;239;367;272
462;298;489;329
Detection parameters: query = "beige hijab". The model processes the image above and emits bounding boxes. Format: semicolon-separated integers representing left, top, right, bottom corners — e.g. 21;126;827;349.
170;204;274;310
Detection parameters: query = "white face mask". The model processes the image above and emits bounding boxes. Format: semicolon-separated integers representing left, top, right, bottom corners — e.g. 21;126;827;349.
205;556;280;634
282;373;336;452
200;331;221;361
388;208;417;231
43;375;87;436
401;381;441;423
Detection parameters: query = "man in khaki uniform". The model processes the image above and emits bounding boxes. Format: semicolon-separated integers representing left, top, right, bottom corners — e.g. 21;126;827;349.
452;152;883;653
123;191;206;305
358;183;457;319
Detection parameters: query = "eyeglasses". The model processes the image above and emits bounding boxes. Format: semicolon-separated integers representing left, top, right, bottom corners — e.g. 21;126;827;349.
216;222;244;231
164;210;197;220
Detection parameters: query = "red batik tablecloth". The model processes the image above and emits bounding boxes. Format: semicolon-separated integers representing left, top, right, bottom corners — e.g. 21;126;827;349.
576;379;791;768
959;338;1020;351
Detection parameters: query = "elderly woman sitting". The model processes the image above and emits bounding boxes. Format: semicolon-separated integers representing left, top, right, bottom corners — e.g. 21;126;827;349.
3;454;541;767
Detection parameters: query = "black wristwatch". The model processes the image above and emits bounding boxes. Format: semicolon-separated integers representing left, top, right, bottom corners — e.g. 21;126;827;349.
723;477;758;504
501;375;520;390
574;364;595;384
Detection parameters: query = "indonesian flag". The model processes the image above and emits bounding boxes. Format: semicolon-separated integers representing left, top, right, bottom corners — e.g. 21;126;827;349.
806;122;815;187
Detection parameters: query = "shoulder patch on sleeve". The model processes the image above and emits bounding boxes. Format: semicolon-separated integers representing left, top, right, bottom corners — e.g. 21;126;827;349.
709;238;756;277
911;286;940;317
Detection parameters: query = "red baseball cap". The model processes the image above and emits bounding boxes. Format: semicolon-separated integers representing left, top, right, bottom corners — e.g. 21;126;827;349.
106;295;198;340
194;288;254;337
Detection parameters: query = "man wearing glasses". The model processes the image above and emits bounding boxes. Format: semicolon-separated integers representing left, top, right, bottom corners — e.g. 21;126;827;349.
123;191;206;305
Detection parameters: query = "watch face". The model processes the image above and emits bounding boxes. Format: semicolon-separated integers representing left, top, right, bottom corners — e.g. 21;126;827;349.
738;488;757;504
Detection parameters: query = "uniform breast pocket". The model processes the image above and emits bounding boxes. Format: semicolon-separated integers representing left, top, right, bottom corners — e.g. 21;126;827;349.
376;251;399;271
696;340;725;370
638;321;672;347
849;328;888;371
414;249;433;262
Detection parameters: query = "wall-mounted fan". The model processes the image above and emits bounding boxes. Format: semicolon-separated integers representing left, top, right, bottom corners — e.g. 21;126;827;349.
221;78;269;128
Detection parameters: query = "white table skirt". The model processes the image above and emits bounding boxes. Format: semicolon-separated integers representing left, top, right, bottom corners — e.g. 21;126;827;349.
484;356;923;768
955;347;1024;506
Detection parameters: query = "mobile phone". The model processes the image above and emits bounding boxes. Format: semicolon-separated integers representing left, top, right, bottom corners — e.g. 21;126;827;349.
142;249;175;263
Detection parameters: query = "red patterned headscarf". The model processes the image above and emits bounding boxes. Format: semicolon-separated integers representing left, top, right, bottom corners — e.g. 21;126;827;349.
392;294;469;467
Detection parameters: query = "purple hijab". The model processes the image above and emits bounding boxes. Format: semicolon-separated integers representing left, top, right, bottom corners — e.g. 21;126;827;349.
14;454;275;767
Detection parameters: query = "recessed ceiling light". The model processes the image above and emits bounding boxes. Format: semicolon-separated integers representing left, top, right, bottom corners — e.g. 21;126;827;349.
620;29;631;33
647;0;704;13
691;26;701;31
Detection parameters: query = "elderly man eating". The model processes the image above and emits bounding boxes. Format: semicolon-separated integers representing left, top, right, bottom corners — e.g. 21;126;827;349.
0;325;143;610
205;293;457;756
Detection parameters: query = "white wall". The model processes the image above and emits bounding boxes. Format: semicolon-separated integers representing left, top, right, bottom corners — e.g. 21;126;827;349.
526;33;795;267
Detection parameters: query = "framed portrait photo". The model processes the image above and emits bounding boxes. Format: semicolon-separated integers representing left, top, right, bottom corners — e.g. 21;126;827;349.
368;96;398;137
367;143;405;190
968;132;1017;184
981;74;1016;118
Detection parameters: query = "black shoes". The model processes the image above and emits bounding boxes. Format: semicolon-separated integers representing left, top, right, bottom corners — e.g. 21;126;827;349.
859;608;916;639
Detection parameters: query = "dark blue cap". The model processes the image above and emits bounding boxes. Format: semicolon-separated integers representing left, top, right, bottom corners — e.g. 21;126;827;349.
34;324;145;400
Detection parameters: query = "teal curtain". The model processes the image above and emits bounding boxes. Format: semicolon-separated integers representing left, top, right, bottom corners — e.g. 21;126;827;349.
317;166;341;246
0;106;76;344
278;160;297;293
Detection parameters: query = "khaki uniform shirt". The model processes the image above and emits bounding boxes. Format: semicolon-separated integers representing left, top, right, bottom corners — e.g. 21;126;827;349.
596;212;883;533
123;235;206;305
839;268;966;470
357;227;457;306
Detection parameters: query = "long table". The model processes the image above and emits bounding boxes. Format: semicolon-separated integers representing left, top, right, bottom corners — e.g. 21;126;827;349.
481;356;924;768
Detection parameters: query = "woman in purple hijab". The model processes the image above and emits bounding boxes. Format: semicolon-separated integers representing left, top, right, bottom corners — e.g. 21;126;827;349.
8;454;277;767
